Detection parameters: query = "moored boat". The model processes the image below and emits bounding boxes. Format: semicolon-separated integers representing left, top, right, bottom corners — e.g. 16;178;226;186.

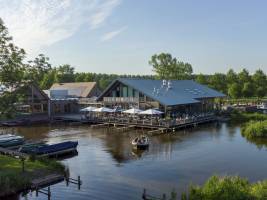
0;136;25;147
23;141;79;157
132;136;149;149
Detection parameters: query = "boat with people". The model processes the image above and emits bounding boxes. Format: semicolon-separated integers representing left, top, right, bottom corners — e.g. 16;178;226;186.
20;141;79;157
0;134;25;147
131;135;149;149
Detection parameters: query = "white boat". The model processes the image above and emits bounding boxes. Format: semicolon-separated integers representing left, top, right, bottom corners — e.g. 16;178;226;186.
0;135;23;142
132;136;149;149
0;134;14;139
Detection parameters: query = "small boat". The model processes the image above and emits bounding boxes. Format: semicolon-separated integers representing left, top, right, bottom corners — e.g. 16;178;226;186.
19;142;47;153
0;135;24;142
132;136;149;149
0;136;25;148
24;141;78;157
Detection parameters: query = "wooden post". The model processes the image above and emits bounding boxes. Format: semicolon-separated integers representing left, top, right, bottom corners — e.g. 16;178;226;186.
21;157;25;172
36;187;38;197
78;176;81;190
48;187;51;200
142;189;146;200
162;193;166;200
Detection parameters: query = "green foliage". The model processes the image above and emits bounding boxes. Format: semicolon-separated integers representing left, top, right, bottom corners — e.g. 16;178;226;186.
0;155;65;195
228;83;241;99
242;120;267;139
182;176;267;200
230;111;267;123
149;52;193;80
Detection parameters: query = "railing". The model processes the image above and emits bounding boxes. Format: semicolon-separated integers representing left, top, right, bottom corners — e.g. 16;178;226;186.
85;113;216;128
78;98;98;104
103;97;139;103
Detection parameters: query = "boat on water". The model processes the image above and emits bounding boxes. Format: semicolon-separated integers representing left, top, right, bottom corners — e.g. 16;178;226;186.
19;142;47;153
132;136;149;149
20;141;79;157
0;135;25;148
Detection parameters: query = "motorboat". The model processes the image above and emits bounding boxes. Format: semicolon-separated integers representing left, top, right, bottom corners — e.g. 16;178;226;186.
21;141;79;157
0;135;25;147
131;135;149;149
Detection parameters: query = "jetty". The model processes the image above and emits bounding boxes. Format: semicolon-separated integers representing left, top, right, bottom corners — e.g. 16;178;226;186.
0;146;28;158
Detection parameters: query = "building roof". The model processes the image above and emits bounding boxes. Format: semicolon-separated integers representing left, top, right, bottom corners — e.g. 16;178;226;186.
50;82;98;98
98;78;226;106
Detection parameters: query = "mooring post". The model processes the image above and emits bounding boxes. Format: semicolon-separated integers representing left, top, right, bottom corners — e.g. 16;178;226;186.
78;176;81;190
36;187;38;197
48;187;51;200
162;193;166;200
66;176;69;186
142;189;146;200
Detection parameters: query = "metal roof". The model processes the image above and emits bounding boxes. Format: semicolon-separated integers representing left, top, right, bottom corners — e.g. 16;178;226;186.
98;78;225;106
50;82;98;98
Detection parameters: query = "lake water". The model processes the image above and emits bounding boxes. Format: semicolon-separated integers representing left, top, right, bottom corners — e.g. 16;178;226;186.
3;122;267;200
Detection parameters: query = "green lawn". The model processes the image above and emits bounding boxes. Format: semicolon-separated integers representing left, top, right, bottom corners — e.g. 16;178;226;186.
0;155;65;196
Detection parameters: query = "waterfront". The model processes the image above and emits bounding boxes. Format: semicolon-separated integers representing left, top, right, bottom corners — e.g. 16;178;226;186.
3;122;267;200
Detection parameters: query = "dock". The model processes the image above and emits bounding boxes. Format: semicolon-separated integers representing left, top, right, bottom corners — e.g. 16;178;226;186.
31;174;65;189
0;146;28;158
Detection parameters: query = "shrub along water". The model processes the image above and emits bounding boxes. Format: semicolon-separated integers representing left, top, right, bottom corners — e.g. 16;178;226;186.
0;155;66;196
242;120;267;139
181;176;267;200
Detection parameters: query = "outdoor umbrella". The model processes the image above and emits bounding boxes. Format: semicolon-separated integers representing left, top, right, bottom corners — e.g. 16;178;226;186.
93;107;113;113
122;108;143;114
80;106;97;112
139;109;164;115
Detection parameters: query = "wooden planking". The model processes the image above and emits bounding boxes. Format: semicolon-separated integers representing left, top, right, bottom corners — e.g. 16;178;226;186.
0;147;28;158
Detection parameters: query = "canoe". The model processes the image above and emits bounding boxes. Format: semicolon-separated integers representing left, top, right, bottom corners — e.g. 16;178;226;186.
132;136;149;149
26;141;78;156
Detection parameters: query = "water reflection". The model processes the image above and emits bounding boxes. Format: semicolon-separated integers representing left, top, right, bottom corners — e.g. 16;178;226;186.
1;123;267;200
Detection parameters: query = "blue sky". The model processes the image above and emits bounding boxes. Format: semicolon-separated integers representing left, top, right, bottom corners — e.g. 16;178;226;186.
1;0;267;74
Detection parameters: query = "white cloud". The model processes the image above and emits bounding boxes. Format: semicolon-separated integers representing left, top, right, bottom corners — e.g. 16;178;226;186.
0;0;121;56
101;26;127;42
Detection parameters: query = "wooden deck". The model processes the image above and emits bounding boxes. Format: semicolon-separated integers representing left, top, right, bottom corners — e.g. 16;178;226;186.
31;174;64;189
0;146;28;158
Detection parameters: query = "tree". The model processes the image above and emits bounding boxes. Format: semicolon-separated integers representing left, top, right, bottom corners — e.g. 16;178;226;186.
55;64;75;83
25;54;52;87
252;69;267;98
149;53;193;80
195;73;209;85
228;83;241;98
208;73;227;93
242;82;254;98
0;18;27;118
226;69;238;85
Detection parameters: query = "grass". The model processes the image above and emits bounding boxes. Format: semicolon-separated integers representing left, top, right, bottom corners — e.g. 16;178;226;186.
181;176;267;200
0;155;65;196
242;120;267;139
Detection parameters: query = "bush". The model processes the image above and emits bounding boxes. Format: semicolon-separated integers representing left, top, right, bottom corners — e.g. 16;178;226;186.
182;176;267;200
242;120;267;139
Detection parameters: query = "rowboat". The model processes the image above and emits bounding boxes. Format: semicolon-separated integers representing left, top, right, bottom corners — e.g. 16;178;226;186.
132;136;149;149
0;135;24;142
19;142;47;153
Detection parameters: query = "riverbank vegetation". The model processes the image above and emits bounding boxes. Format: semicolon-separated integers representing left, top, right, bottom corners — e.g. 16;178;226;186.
241;120;267;139
180;175;267;200
0;155;65;196
229;111;267;123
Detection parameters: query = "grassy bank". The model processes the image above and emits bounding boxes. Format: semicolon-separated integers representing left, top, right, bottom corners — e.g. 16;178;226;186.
241;120;267;139
180;176;267;200
0;155;65;196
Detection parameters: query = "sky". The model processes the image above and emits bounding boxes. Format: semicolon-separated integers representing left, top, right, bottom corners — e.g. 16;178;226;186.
0;0;267;75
